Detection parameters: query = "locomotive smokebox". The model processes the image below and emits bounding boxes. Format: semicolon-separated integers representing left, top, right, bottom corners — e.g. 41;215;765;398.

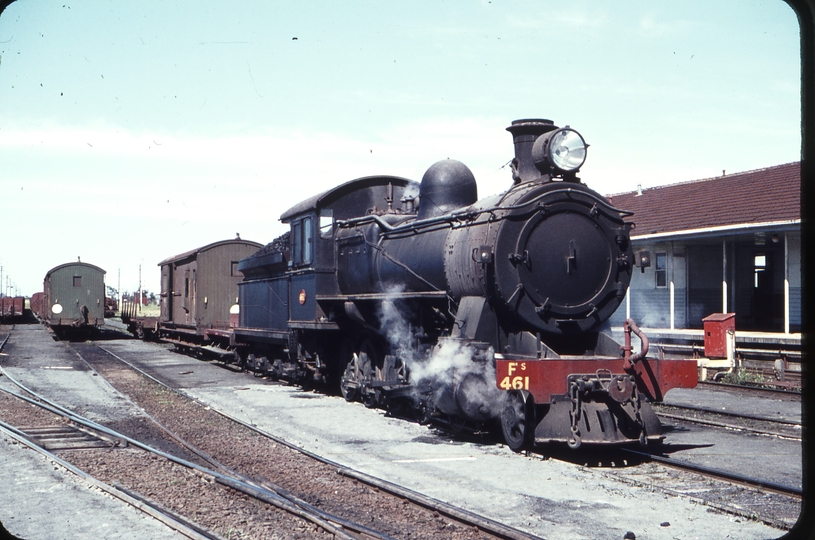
417;159;478;219
506;118;558;184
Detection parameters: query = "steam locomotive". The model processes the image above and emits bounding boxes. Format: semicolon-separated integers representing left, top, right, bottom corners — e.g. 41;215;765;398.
229;118;698;450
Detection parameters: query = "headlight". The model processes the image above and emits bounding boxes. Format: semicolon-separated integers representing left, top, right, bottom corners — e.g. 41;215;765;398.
52;303;63;314
532;127;588;174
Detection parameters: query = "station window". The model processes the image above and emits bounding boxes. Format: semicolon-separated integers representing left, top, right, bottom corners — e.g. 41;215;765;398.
231;261;240;277
655;252;667;288
73;276;82;287
754;254;766;288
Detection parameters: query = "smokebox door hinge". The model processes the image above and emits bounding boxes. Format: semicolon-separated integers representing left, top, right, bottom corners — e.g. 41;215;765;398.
508;250;530;267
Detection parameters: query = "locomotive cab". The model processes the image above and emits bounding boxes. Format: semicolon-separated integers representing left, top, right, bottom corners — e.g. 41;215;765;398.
233;175;421;381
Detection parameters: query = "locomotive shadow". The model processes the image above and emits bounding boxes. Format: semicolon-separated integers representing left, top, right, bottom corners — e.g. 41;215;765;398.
531;441;716;468
347;398;719;467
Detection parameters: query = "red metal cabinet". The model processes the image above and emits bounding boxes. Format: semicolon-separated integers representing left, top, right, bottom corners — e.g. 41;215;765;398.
702;313;735;359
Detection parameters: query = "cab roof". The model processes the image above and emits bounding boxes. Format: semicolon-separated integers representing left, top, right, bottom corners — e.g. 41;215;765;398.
280;175;416;222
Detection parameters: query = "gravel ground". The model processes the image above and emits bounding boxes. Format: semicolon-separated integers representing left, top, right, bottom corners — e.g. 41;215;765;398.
0;345;508;540
1;324;799;539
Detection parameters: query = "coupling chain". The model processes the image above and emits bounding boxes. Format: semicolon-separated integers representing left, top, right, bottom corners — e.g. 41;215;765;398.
632;384;647;445
568;380;582;448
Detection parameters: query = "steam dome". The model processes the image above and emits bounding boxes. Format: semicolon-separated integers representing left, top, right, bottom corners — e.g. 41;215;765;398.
417;159;477;219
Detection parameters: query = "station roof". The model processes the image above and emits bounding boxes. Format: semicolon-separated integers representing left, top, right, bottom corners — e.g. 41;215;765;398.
607;162;800;240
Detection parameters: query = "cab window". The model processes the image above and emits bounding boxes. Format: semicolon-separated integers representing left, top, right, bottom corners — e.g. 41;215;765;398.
302;216;313;264
290;216;314;267
320;209;333;239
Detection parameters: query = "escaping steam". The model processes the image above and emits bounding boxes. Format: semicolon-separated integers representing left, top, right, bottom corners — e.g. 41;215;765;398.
377;286;504;421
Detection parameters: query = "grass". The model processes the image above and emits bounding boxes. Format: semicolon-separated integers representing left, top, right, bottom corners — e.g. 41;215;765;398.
720;367;768;386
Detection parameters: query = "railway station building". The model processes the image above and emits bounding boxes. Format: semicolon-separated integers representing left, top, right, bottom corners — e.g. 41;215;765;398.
607;162;801;337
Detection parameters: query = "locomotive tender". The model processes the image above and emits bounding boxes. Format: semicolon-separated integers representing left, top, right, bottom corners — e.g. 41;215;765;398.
231;118;697;450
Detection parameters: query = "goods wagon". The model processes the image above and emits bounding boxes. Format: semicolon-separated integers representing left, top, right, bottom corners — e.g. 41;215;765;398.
43;260;106;338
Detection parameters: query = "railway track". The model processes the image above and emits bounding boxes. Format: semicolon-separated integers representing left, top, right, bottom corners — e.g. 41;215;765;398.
0;437;214;539
0;327;10;351
598;446;802;531
82;341;806;533
0;411;219;540
653;403;802;440
1;325;800;537
653;379;802;440
618;445;802;499
0;335;541;540
537;433;802;532
697;379;802;398
616;381;804;530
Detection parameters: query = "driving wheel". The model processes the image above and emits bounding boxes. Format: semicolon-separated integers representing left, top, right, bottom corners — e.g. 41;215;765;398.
501;390;534;452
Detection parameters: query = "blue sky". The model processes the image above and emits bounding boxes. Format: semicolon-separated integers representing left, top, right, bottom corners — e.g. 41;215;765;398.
0;0;801;296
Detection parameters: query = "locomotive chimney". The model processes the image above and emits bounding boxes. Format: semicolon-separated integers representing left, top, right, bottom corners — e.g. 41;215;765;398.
506;118;557;184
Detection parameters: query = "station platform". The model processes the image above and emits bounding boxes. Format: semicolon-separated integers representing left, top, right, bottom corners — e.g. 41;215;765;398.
611;326;801;361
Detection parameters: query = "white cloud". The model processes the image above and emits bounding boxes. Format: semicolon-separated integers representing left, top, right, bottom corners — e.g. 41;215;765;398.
637;14;677;37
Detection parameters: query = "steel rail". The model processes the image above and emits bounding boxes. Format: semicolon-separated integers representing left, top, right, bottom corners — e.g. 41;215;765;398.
654;401;802;426
0;327;12;352
0;367;384;540
655;411;802;441
67;348;378;538
619;447;802;499
97;344;546;540
0;419;220;540
66;345;239;475
75;344;397;539
697;379;802;397
98;343;803;535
